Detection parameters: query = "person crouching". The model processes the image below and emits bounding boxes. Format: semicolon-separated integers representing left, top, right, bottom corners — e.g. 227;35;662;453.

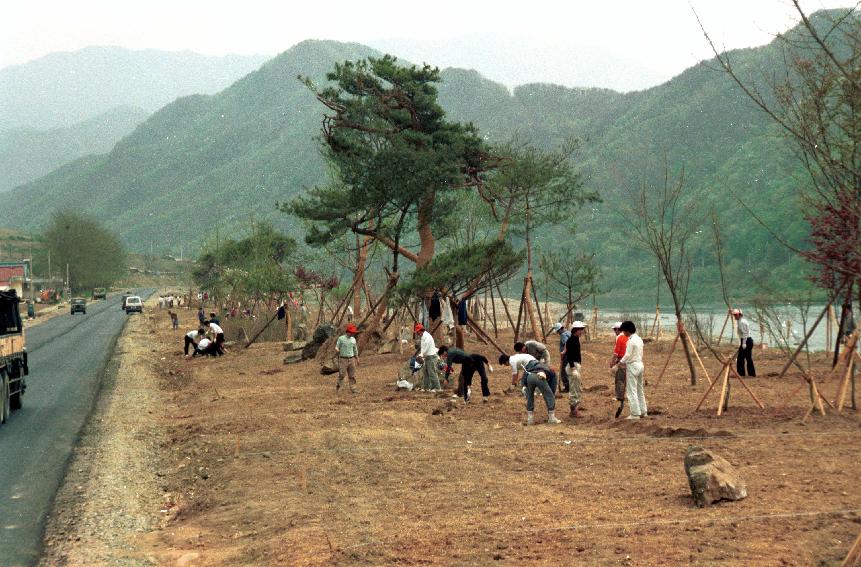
438;345;491;402
184;327;205;357
194;336;218;357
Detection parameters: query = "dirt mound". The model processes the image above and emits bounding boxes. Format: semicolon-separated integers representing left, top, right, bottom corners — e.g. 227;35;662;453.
647;426;735;438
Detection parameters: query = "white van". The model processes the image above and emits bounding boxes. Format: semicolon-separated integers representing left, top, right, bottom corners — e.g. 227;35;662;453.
124;296;143;314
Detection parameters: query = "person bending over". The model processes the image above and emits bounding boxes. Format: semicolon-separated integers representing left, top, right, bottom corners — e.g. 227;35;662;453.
438;346;491;402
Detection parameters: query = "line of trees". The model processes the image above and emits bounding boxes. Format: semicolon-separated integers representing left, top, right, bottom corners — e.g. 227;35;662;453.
42;211;126;292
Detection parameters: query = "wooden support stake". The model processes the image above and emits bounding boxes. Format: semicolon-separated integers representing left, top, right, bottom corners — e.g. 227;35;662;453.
715;309;731;345
684;331;713;386
812;378;826;416
650;306;661;339
716;365;731;416
513;287;525;341
777;301;833;380
466;313;506;355
530;281;547;342
694;360;729;412
489;286;499;338
727;365;765;410
837;357;855;412
496;284;516;330
841;529;861;567
653;333;680;387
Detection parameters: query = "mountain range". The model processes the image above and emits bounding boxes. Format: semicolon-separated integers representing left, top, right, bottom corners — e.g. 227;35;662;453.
368;35;666;92
0;12;846;302
0;46;268;131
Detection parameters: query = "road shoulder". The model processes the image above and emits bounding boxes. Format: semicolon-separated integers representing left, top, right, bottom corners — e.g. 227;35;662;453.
40;305;163;566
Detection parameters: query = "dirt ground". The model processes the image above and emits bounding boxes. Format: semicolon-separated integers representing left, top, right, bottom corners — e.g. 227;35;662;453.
48;310;861;566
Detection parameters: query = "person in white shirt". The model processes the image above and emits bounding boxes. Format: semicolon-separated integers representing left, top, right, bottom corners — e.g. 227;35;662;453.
414;323;441;391
501;352;536;389
184;327;204;357
207;320;225;355
619;320;647;420
194;336;217;357
732;308;756;377
498;351;560;425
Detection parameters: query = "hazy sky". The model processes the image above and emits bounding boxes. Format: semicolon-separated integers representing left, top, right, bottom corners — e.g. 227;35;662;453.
1;0;855;79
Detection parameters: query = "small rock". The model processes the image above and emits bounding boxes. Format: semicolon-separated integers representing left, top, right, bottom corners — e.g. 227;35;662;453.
684;446;747;507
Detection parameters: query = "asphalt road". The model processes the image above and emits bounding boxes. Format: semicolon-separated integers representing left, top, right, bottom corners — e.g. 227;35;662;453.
0;290;153;566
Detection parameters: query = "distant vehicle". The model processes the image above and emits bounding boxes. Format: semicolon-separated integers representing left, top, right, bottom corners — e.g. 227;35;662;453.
0;290;28;426
124;296;143;314
92;288;107;300
70;298;87;315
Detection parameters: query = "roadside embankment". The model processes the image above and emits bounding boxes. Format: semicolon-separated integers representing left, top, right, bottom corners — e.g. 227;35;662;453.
40;298;164;566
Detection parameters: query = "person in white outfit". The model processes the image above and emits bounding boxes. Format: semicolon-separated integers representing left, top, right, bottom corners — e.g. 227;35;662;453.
619;320;647;420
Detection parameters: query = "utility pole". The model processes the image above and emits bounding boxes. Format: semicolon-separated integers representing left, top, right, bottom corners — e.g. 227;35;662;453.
66;263;70;299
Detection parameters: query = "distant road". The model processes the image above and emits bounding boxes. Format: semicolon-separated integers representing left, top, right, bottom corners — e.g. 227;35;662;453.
0;290;153;566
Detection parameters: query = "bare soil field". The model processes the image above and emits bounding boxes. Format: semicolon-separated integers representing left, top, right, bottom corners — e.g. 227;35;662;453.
55;310;861;566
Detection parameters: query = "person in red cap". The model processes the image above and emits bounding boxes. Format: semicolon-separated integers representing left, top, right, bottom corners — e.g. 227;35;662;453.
414;322;442;391
334;323;360;393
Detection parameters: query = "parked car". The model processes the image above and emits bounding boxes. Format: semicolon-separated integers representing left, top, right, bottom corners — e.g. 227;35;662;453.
124;296;143;314
70;298;87;315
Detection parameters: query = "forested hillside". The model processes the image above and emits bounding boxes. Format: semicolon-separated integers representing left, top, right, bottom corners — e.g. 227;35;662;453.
0;106;149;192
1;16;836;302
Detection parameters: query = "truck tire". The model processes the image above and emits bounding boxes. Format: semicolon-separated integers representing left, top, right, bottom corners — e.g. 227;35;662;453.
0;372;9;424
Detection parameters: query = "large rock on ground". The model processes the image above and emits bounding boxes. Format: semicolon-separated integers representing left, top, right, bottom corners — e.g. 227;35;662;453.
302;323;335;360
684;446;748;507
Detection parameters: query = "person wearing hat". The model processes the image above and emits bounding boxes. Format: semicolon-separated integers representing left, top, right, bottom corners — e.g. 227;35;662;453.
618;320;647;419
565;321;587;418
732;308;756;377
552;322;572;393
414;323;442;391
334;323;360;393
610;322;627;405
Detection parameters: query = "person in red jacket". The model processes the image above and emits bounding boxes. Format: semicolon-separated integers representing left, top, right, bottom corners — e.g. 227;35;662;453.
610;321;628;403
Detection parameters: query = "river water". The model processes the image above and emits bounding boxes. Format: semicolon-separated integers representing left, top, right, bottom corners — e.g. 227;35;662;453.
480;299;856;353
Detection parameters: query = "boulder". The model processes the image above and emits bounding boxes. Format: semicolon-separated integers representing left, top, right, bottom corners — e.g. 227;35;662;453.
378;339;399;354
283;352;303;365
684;446;747;507
302;323;335;360
283;340;308;352
320;360;339;375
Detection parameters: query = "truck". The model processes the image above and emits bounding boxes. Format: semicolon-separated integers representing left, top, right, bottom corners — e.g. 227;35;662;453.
92;287;107;300
0;290;28;425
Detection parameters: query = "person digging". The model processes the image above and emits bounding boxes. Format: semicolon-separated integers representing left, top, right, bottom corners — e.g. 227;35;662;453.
565;320;587;418
438;345;491;403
